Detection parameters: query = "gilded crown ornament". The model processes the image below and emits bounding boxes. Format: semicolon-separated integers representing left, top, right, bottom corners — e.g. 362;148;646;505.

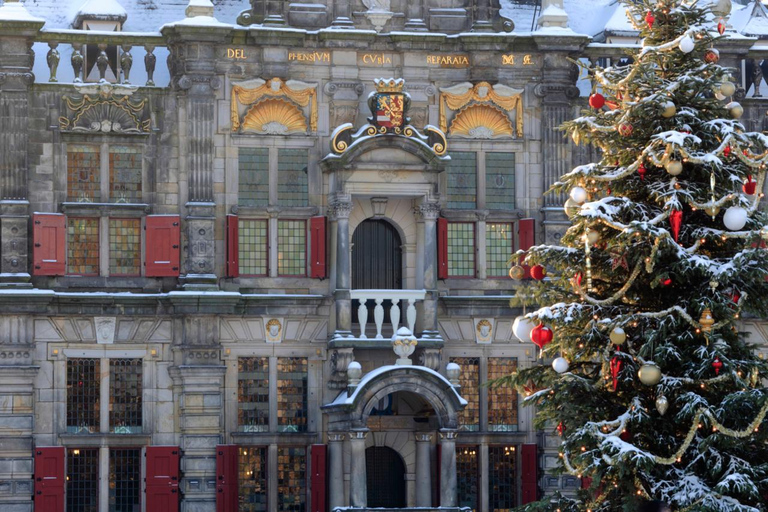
373;78;405;93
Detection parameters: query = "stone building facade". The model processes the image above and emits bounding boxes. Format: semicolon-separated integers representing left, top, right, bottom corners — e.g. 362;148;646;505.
0;0;767;511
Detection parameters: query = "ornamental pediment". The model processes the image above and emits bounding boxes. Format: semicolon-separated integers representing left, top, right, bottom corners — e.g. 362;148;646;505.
58;83;151;134
230;77;318;135
439;82;524;139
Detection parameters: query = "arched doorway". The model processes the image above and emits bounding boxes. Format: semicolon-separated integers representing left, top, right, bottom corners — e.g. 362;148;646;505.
365;446;406;508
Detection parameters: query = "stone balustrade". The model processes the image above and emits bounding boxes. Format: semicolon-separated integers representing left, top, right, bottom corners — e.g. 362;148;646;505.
349;289;426;340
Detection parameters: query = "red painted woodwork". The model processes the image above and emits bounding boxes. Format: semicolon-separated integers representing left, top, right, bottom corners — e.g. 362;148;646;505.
145;215;181;277
521;443;538;504
310;216;327;279
33;214;66;276
226;215;239;278
216;445;239;512
310;444;327;512
437;217;448;280
518;218;535;279
34;446;64;512
145;446;181;512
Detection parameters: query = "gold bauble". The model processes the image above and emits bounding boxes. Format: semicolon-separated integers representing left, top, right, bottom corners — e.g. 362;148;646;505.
665;160;683;176
699;307;715;333
564;198;580;218
720;81;736;97
705;205;721;218
638;362;662;386
609;327;627;345
661;101;676;118
509;265;526;280
586;230;600;245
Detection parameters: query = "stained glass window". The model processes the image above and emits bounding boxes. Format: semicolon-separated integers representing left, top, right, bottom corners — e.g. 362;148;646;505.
447;152;477;209
277;447;306;512
238;357;269;432
277;357;307;432
239;447;268;512
67;145;101;202
450;357;479;431
67;218;100;275
486;223;513;278
488;358;518;431
457;445;479;512
239;148;270;206
485;153;515;210
67;448;99;512
277;149;308;207
109;359;142;434
67;358;100;433
109;146;142;203
277;220;306;276
109;448;141;512
239;219;268;276
447;222;475;277
109;219;141;276
489;445;517;511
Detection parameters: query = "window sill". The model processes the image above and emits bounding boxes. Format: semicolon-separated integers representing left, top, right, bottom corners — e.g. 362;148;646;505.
231;432;316;445
59;433;151;446
232;205;319;218
61;202;150;217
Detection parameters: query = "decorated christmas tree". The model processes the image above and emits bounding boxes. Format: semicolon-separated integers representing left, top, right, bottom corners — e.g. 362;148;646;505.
505;1;768;510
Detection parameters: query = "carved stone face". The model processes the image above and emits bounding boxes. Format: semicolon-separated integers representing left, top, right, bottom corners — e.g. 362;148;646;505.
269;323;280;337
480;324;490;337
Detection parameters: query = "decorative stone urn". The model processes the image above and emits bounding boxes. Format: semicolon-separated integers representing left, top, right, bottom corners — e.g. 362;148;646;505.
391;326;418;365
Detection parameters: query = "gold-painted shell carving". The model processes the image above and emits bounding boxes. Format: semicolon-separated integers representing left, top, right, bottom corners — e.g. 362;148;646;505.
241;98;308;135
448;104;515;139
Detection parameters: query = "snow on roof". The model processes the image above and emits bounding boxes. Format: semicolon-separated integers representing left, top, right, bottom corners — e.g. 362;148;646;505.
731;1;768;38
0;0;45;22
603;3;635;34
76;0;127;19
500;0;616;35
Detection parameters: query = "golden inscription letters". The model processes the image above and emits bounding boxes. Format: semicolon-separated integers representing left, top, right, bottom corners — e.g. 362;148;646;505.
501;54;535;66
288;51;331;63
502;54;515;65
426;55;469;67
362;53;393;65
227;48;246;59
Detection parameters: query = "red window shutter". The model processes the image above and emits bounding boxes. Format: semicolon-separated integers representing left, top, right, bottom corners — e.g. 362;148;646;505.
216;445;239;512
34;446;65;512
226;215;239;278
33;214;66;276
310;216;327;279
517;218;535;279
437;217;448;280
145;215;180;277
145;446;180;512
521;443;538;504
310;444;327;512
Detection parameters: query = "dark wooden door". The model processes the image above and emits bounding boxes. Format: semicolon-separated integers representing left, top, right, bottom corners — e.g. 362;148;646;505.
352;219;402;327
365;446;406;508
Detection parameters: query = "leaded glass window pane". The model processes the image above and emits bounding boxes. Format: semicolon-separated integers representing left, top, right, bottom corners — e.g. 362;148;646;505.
277;149;308;207
109;448;141;512
109;146;142;203
447;222;475;277
486;222;513;278
450;357;479;431
488;358;518;431
67;358;100;433
239;219;268;276
457;445;479;512
239;148;269;206
485;153;515;210
447;152;477;209
489;445;518;511
239;447;268;512
238;357;269;432
109;218;141;276
109;359;142;433
67;217;100;275
67;448;99;512
277;220;306;277
277;357;307;433
277;447;306;512
67;145;101;202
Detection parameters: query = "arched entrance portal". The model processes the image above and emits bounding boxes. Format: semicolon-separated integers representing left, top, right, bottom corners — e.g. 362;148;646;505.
366;446;406;508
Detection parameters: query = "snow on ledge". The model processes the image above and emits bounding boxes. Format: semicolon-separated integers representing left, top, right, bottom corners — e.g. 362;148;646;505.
0;1;45;23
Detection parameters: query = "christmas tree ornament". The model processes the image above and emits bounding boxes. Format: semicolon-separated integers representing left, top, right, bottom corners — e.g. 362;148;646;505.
564;197;580;218
704;48;720;64
662;277;673;286
552;357;569;374
638;362;662;386
509;264;526;280
588;93;605;109
699;308;715;333
679;34;695;53
530;264;546;280
512;316;535;342
720;81;736;97
571;130;581;145
586;230;600;245
743;175;757;196
656;394;669;416
556;422;565;436
645;10;655;29
712;357;723;376
717;18;726;35
705;204;721;218
610;354;623;391
723;206;748;231
619;430;632;442
723;145;731;157
610;327;627;345
727;101;744;119
618;122;634;137
570;186;588;204
715;91;726;101
669;209;683;242
638;163;647;180
760;225;768;240
530;324;554;353
665;159;683;176
731;290;741;304
661;101;676;118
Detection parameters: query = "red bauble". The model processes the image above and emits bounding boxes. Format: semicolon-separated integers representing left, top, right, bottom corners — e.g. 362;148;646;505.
557;422;565;436
661;278;672;287
645;10;655;29
530;265;546;280
731;290;741;304
704;49;719;64
589;93;605;109
530;324;554;350
638;164;646;180
670;209;683;242
575;272;583;286
743;175;757;195
610;353;623;391
712;357;723;376
619;430;632;442
717;18;726;36
723;146;731;157
618;123;633;137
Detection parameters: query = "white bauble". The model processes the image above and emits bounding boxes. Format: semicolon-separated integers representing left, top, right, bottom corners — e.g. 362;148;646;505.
727;101;743;118
679;34;695;53
512;316;535;343
715;92;726;101
570;186;588;204
661;101;676;118
655;395;669;416
552;357;569;374
609;327;627;345
638;362;662;386
720;81;736;97
564;197;580;218
723;206;748;231
586;230;600;245
665;160;683;176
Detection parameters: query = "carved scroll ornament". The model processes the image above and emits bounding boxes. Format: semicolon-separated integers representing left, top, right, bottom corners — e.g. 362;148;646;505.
59;94;150;133
439;81;523;138
231;77;317;133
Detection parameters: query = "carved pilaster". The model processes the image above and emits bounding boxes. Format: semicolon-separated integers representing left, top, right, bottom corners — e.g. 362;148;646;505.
324;81;364;129
418;348;441;370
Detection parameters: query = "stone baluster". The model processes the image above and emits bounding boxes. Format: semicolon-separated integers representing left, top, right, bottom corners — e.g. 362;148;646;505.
415;433;433;507
390;298;400;333
71;45;84;83
144;45;156;86
349;429;368;507
330;199;354;335
46;42;59;82
407;297;417;333
120;45;133;84
439;429;459;507
373;298;385;339
328;433;346;509
357;297;368;339
96;43;109;81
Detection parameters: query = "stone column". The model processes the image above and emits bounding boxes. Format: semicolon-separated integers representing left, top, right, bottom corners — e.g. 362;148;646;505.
330;198;354;337
332;0;355;27
415;433;433;507
439;429;458;507
348;429;368;507
417;202;440;337
328;433;346;509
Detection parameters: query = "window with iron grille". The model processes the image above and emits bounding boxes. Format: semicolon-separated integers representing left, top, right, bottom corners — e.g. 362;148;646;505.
486;222;514;278
277;149;308;207
277;447;306;512
109;448;141;512
238;357;270;432
447;222;475;277
489;445;518;511
109;218;141;276
485;153;515;210
447;152;477;209
67;145;101;202
109;146;142;203
277;357;308;432
456;445;479;512
239;219;269;276
239;446;268;512
67;217;100;276
239;148;270;206
450;357;479;431
488;358;518;431
67;358;100;433
277;220;306;277
109;359;142;433
67;448;99;512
